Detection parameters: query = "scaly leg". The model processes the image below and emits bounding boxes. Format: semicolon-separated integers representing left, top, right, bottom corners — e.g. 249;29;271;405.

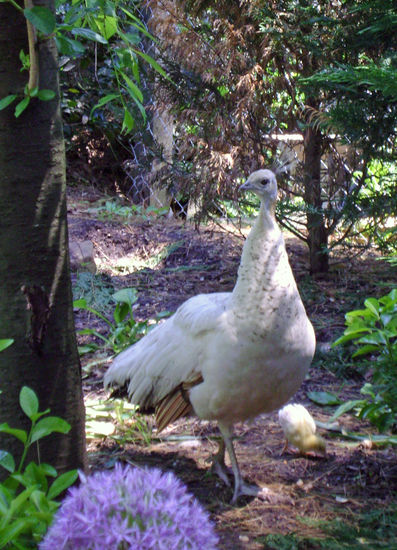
218;422;280;505
211;437;231;487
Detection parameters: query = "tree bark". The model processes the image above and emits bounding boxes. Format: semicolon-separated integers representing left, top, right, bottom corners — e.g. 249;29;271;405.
303;125;329;274
0;2;86;474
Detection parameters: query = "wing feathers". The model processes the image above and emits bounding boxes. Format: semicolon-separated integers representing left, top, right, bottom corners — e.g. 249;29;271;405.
155;375;203;432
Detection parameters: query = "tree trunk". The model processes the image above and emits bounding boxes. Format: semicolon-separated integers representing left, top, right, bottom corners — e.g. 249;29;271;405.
303;125;329;274
0;2;86;474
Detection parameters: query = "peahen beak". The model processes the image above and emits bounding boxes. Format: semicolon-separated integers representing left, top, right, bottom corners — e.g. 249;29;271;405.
239;180;252;192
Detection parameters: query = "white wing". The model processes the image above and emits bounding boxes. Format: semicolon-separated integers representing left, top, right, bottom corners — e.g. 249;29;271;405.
104;292;231;408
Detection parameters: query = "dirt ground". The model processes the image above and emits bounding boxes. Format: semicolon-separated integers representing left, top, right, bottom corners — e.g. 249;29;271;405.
68;185;397;549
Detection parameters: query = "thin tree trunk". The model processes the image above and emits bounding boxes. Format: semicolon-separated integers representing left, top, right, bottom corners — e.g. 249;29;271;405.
303;125;329;274
0;2;86;474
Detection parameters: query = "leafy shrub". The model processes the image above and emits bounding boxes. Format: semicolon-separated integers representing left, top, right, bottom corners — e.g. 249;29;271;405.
40;463;218;550
74;287;156;355
0;387;78;548
332;288;397;431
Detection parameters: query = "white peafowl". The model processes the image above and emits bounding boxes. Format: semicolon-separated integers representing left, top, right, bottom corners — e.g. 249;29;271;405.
278;404;326;456
104;168;316;504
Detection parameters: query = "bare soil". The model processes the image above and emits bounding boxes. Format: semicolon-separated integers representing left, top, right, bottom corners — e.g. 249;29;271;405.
68;185;397;549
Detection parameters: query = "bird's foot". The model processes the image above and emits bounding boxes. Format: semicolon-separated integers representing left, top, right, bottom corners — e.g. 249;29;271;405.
231;482;292;505
211;459;232;487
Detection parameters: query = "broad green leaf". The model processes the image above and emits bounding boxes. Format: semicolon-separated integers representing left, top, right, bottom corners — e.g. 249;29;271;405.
113;288;138;307
330;399;364;421
38;463;57;478
37;89;55;101
307;391;341;406
19;387;39;419
121;108;135;134
24;7;56;34
0;518;34;548
0;96;17;111
14;97;30;118
0;451;15;474
72;27;108;44
6;487;37;524
357;332;387;346
0;339;13;352
55;35;85;56
352;344;379;357
113;302;129;324
0;424;27;444
90;93;119;117
30;489;48;512
47;470;78;500
30;417;71;443
332;328;370;347
92;15;118;40
364;297;380;318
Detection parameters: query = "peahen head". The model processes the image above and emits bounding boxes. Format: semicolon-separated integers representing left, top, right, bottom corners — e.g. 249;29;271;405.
239;169;278;207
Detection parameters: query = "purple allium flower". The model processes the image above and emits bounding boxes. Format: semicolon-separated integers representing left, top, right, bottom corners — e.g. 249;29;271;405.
40;463;218;550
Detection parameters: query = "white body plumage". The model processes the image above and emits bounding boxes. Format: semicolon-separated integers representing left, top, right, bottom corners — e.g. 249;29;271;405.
104;169;317;502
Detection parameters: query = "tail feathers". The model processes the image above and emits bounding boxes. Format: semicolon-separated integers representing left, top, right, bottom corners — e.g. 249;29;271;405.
155;375;203;432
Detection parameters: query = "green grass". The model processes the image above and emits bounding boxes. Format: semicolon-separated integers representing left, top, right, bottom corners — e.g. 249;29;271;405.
259;506;397;549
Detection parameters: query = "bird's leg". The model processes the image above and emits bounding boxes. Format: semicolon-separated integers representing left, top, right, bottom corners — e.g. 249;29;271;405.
210;438;231;487
218;423;276;504
279;437;289;456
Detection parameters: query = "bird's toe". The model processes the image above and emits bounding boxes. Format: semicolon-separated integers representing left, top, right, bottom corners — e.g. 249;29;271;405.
211;460;232;487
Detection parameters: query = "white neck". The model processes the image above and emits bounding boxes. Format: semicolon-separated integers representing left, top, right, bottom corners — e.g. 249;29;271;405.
231;201;298;313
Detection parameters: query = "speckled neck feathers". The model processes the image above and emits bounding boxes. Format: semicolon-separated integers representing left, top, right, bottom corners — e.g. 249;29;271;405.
231;201;299;315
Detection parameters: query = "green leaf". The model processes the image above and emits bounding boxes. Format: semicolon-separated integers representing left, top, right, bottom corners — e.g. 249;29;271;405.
19;387;39;419
90;93;119;117
37;89;55;101
0;339;13;352
47;470;78;500
55;35;86;56
307;391;341;406
0;96;17;111
0;451;15;474
0;424;27;444
38;463;57;478
113;302;129;324
121;108;135;134
14;97;30;118
330;399;365;421
119;71;143;103
364;297;380;318
72;27;108;44
91;15;118;40
0;518;34;548
30;417;71;443
24;7;56;34
113;288;138;307
119;8;155;41
352;344;379;357
136;50;169;80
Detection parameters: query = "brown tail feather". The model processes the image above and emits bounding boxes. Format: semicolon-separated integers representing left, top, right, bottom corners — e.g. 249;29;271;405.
155;375;203;433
